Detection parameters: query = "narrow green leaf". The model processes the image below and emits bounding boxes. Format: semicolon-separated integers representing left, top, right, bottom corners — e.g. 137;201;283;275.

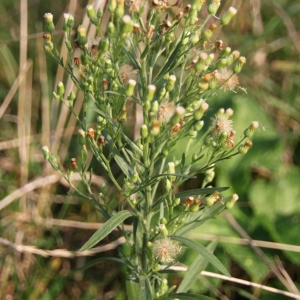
177;241;218;293
151;173;196;180
80;210;134;251
165;293;215;300
114;152;134;178
138;276;153;300
170;236;231;277
126;279;139;300
174;187;229;198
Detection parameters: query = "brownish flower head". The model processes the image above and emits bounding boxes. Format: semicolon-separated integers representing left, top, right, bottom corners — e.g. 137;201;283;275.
120;64;138;84
157;101;175;122
210;114;233;136
218;68;240;92
126;0;141;12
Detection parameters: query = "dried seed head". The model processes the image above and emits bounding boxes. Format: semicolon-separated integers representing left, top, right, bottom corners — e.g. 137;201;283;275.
152;237;182;263
210;114;233;136
87;128;95;139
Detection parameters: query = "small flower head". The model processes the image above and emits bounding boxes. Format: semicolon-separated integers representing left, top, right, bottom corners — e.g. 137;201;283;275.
44;12;53;22
221;6;237;25
244;121;259;138
209;114;233;136
44;13;55;33
152;237;182;263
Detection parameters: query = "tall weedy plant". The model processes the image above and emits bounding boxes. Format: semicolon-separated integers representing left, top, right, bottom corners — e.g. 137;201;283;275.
42;0;259;298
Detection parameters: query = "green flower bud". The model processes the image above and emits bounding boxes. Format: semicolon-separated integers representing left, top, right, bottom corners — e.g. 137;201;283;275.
67;15;74;28
87;5;95;21
225;194;239;209
216;58;227;69
121;15;133;34
126;79;136;97
189;129;197;139
132;172;139;183
194;53;208;72
221;7;237;25
208;0;221;15
165;178;172;191
44;13;55;33
191;199;201;212
97;8;103;19
206;191;220;206
144;100;151;112
140;124;148;139
159;224;169;237
168;162;176;182
192;0;204;12
41;146;50;161
151;100;159;113
108;0;117;13
78;129;86;145
219;131;228;143
98;38;109;53
43;40;54;52
194;120;204;131
160;279;168;294
233;56;246;73
191;33;199;45
206;53;215;65
173;198;180;207
204;136;214;146
193;102;209;120
115;0;124;18
244;121;259;138
160;218;167;225
56;82;65;96
166;75;176;92
145;85;156;101
62;13;71;31
107;22;115;35
238;140;253;154
77;25;87;46
219;47;231;58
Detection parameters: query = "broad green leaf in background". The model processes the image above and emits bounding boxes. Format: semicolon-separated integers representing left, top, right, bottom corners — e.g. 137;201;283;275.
80;210;134;251
177;240;218;293
170;236;230;277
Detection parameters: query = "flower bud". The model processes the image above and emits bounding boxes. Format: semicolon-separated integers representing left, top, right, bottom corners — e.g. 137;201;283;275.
238;140;253;154
206;191;220;206
168;162;176;182
121;15;133;34
108;0;117;13
216;58;227;70
193;102;209;120
115;0;125;18
62;13;71;31
189;129;197;139
77;25;87;46
244;121;259;138
173;198;181;207
107;22;115;35
43;40;54;52
225;194;239;209
194;53;208;72
87;5;96;21
221;7;237;25
194;120;204;131
191;199;201;212
132;172;139;183
44;13;55;33
208;0;221;15
78;129;86;145
56;82;65;96
233;56;246;73
165;179;172;191
126;79;136;97
206;53;215;65
98;38;109;53
166;75;176;92
151;120;160;136
192;0;204;12
145;85;156;101
151;100;159;113
140;124;148;139
159;224;169;237
160;279;168;294
41;146;50;161
219;47;231;58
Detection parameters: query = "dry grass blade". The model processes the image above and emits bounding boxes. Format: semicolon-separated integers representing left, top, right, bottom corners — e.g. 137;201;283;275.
0;236;126;258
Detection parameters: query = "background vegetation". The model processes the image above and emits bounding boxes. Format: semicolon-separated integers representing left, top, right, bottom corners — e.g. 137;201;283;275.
0;0;299;299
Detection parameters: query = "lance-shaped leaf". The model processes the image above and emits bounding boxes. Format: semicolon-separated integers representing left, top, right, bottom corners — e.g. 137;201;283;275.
177;241;218;293
170;236;230;277
138;276;153;300
80;210;134;251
